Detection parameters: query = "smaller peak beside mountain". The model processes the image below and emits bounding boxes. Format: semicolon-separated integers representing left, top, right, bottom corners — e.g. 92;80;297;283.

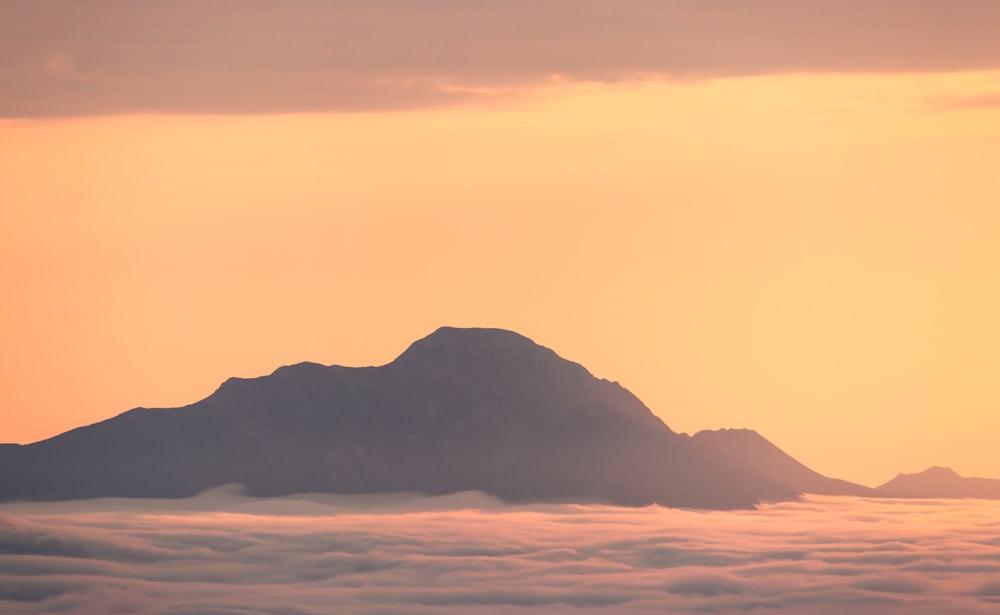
903;466;960;480
692;428;878;498
212;361;334;396
273;361;329;372
878;466;1000;499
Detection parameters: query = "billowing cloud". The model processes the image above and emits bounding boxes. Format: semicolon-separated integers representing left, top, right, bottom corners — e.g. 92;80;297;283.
1;0;999;117
2;493;1000;614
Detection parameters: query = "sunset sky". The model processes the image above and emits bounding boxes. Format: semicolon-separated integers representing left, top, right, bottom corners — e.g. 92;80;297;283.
2;1;1000;486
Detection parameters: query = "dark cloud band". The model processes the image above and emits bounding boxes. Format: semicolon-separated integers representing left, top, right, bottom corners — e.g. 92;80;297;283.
2;0;999;117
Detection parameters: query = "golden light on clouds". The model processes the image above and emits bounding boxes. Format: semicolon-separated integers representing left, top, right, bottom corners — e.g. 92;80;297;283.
2;71;1000;485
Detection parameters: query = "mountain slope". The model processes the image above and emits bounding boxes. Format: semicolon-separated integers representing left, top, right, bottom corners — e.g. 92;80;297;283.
0;327;797;509
878;466;1000;499
692;429;879;497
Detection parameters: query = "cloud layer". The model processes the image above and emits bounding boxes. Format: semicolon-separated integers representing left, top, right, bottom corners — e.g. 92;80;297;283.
2;491;1000;614
2;0;1000;116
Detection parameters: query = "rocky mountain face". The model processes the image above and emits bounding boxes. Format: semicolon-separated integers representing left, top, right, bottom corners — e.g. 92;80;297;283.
878;466;1000;499
692;429;880;497
0;327;802;509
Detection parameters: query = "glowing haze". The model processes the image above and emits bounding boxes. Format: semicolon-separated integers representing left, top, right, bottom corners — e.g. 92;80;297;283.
2;1;1000;486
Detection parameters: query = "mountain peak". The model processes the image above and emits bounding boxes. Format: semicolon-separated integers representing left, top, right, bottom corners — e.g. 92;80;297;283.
395;327;553;364
388;327;597;390
919;466;960;478
878;466;1000;499
889;466;960;481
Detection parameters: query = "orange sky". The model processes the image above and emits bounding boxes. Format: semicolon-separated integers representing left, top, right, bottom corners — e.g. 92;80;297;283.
3;71;1000;486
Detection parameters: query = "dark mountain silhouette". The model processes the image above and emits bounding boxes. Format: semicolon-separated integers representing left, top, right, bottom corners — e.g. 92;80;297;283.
0;327;800;509
692;429;879;497
878;466;1000;499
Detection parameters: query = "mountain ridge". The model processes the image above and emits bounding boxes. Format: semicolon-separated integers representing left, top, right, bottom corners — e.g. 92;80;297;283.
0;327;792;509
5;327;994;507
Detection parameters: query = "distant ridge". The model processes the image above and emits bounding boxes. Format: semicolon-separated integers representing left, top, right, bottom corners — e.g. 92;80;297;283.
878;466;1000;499
9;326;988;508
692;429;879;497
0;327;798;509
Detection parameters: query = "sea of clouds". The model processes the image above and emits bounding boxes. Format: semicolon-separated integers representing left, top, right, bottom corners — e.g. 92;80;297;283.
2;489;999;614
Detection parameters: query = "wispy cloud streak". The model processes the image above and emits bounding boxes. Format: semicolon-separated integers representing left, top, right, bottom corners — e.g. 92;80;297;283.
2;493;999;613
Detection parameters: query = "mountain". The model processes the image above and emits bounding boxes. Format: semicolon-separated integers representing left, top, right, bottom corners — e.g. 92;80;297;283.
692;429;879;497
0;327;799;509
878;466;1000;499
